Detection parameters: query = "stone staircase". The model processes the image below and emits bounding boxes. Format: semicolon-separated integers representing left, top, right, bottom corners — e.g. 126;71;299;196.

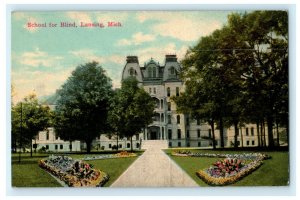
141;140;168;150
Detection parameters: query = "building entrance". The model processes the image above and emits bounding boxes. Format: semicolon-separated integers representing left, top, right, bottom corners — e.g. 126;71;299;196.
150;131;157;140
148;126;160;140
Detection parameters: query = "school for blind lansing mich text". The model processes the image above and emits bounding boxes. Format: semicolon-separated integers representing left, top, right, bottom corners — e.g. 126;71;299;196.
33;54;282;152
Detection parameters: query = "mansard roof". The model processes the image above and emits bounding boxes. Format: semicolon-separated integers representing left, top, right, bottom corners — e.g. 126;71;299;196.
122;54;182;83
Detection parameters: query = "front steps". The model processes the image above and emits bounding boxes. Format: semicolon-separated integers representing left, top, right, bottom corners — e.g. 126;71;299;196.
141;140;168;150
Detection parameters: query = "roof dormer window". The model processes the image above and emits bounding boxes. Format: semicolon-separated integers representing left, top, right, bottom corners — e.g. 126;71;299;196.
129;68;136;76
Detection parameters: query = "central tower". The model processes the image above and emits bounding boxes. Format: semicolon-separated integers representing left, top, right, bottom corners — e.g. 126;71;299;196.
122;55;185;143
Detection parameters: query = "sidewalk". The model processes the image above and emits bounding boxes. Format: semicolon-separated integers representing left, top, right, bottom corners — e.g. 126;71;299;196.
110;142;198;187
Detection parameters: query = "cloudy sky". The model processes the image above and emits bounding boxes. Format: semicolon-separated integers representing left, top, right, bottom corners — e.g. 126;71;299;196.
12;11;235;103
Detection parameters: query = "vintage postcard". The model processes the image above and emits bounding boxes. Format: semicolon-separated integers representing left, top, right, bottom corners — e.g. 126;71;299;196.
11;10;289;188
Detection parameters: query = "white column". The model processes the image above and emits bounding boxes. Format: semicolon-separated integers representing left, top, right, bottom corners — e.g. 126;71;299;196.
145;128;148;140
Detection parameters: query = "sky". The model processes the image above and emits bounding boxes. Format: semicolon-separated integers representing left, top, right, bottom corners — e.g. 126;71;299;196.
11;11;235;103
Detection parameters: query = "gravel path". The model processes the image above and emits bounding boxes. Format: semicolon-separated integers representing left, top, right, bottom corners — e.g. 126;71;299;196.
111;141;198;187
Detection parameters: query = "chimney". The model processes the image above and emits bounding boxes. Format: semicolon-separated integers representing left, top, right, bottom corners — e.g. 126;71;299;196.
126;56;139;63
165;54;177;62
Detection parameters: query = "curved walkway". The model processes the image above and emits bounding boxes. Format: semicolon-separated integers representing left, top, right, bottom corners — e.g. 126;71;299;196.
111;142;198;187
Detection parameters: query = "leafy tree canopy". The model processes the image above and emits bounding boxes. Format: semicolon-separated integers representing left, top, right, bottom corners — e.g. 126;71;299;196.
54;61;113;153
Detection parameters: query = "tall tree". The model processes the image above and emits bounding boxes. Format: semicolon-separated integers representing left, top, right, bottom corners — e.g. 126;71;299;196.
54;62;113;153
174;11;288;149
227;11;288;148
11;93;51;157
109;77;155;151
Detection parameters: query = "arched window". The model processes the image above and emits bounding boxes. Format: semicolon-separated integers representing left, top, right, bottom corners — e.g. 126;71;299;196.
148;67;152;78
129;68;135;76
177;115;180;124
160;99;163;109
167;87;170;97
152;67;156;78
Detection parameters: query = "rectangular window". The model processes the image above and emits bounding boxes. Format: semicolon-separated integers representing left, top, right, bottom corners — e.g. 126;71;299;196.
46;132;49;140
251;127;254;136
169;142;172;147
127;143;130;148
246;128;249;136
177;129;181;139
136;143;140;148
168;102;171;111
197;129;201;138
176;87;179;96
246;141;250;146
198;142;201;147
168;129;172;139
69;144;72;150
252;140;255;145
167;87;170;97
186;130;190;138
178;142;181;147
149;88;152;93
109;144;112;148
186;117;190;125
208;129;211;138
55;145;58;150
46;145;49;149
177;115;180;124
119;144;122;148
60;145;63;149
168;115;171;124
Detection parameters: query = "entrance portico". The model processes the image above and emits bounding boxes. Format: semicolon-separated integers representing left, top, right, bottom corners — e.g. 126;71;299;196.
147;126;160;140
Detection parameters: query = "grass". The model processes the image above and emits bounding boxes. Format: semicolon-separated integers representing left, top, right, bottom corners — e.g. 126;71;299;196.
11;151;142;187
164;149;289;187
12;153;62;187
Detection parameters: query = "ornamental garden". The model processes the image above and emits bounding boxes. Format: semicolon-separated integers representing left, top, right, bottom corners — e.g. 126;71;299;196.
11;148;289;187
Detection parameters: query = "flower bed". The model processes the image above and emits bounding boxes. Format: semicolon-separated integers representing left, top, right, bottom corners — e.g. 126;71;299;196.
39;155;109;187
172;150;270;186
82;151;137;161
172;150;269;161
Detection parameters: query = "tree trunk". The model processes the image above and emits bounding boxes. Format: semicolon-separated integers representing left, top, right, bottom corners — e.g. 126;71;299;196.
210;120;216;149
130;136;133;152
276;121;280;147
263;121;266;147
86;139;92;153
260;121;264;147
69;140;72;152
256;122;261;147
219;117;224;148
240;128;244;148
30;139;33;157
234;121;239;148
286;119;289;147
267;116;275;148
116;133;119;151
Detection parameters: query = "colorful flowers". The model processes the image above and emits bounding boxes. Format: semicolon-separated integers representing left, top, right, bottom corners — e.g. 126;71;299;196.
39;155;109;187
82;151;137;161
172;150;270;186
208;158;244;178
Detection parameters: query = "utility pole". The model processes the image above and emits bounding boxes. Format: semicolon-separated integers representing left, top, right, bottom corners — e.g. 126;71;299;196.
18;102;22;163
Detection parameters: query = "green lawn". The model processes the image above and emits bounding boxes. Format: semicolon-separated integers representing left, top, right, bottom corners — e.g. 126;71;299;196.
11;151;141;187
164;149;289;186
